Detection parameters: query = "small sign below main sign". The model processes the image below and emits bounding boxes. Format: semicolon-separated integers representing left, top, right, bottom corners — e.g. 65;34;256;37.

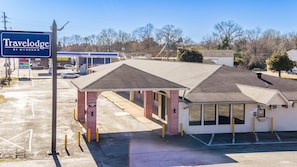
19;58;30;69
0;31;51;58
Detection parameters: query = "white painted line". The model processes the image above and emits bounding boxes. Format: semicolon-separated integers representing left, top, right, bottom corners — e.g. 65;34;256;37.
0;129;33;152
255;133;259;142
274;132;282;142
28;129;33;152
189;134;208;146
0;137;24;150
208;133;215;145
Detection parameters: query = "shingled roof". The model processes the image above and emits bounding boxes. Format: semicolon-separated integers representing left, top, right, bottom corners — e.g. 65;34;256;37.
71;59;297;104
71;61;187;91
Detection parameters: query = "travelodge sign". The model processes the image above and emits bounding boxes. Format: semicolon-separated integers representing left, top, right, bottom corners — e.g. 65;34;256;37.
0;31;51;58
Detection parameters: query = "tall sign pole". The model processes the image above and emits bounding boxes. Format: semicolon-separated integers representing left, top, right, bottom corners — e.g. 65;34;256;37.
50;20;58;155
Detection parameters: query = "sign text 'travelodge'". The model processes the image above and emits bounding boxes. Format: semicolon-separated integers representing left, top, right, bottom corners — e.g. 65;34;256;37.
0;31;51;58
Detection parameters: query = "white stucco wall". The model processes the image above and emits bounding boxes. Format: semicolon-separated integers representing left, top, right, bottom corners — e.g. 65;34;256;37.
204;56;234;67
178;102;297;134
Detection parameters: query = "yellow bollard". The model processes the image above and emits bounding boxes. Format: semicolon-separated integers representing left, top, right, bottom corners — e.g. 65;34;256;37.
180;123;184;136
96;128;99;142
87;128;91;143
73;108;76;120
162;124;165;138
65;135;67;150
232;118;235;135
271;117;274;133
78;131;81;146
253;117;256;134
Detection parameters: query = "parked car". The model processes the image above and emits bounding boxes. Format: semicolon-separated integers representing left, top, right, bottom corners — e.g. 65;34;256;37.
61;73;79;79
64;64;74;69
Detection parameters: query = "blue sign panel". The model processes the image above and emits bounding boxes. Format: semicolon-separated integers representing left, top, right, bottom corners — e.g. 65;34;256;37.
0;31;51;58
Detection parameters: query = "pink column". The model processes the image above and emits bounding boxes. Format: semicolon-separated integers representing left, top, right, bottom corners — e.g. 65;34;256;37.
143;91;154;118
85;92;97;140
167;90;179;135
76;90;85;121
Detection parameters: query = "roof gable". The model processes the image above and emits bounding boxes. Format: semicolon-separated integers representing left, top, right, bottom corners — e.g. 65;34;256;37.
72;63;187;91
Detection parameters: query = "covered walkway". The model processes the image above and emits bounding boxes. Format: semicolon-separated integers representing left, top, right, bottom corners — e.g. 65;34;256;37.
71;61;188;140
101;91;166;134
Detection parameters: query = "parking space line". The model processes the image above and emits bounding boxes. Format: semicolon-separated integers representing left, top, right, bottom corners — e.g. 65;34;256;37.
232;134;235;144
208;133;215;145
254;133;259;142
189;134;208;146
0;129;33;152
274;132;282;142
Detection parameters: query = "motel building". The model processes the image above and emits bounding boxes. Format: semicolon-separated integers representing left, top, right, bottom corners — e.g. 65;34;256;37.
71;59;297;139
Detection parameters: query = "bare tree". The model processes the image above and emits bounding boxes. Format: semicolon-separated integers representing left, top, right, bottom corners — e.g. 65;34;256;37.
115;30;132;51
71;34;83;45
201;35;220;49
132;23;155;53
156;25;183;58
98;28;117;51
213;20;243;49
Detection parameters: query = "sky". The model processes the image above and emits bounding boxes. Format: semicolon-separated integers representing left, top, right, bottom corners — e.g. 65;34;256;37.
1;0;297;43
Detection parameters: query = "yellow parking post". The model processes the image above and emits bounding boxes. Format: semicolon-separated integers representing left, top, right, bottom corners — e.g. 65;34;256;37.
180;123;184;136
162;124;165;138
96;128;99;142
65;135;67;150
271;117;274;133
73;108;76;120
87;128;91;143
232;118;235;135
78;131;81;146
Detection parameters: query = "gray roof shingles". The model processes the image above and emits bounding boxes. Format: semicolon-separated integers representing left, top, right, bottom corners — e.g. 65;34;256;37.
72;60;297;103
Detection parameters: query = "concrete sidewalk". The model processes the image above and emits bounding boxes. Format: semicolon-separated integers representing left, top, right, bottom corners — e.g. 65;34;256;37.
101;91;165;135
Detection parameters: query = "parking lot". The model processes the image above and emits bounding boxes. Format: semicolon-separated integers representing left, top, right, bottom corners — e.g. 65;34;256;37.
0;69;297;167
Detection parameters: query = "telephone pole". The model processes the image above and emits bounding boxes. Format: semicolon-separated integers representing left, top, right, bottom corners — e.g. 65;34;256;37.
2;12;7;30
1;12;10;85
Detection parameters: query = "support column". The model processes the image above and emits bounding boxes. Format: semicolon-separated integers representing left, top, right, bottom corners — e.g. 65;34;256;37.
144;91;154;118
85;92;97;140
158;93;162;118
167;90;179;135
129;91;135;101
76;90;85;121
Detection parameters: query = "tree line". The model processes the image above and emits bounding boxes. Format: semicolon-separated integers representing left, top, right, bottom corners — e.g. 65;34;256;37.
58;23;193;58
59;20;297;69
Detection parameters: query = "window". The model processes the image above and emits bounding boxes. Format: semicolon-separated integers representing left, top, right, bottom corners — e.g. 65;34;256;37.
233;104;245;124
270;105;277;109
204;104;216;125
218;104;230;124
189;104;201;125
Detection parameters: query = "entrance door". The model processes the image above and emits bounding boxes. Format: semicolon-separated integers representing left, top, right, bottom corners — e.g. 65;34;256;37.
161;94;166;120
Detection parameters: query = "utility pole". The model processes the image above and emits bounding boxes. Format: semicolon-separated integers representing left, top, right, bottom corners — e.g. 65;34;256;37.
2;12;7;30
2;12;9;82
1;12;11;85
49;20;69;156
